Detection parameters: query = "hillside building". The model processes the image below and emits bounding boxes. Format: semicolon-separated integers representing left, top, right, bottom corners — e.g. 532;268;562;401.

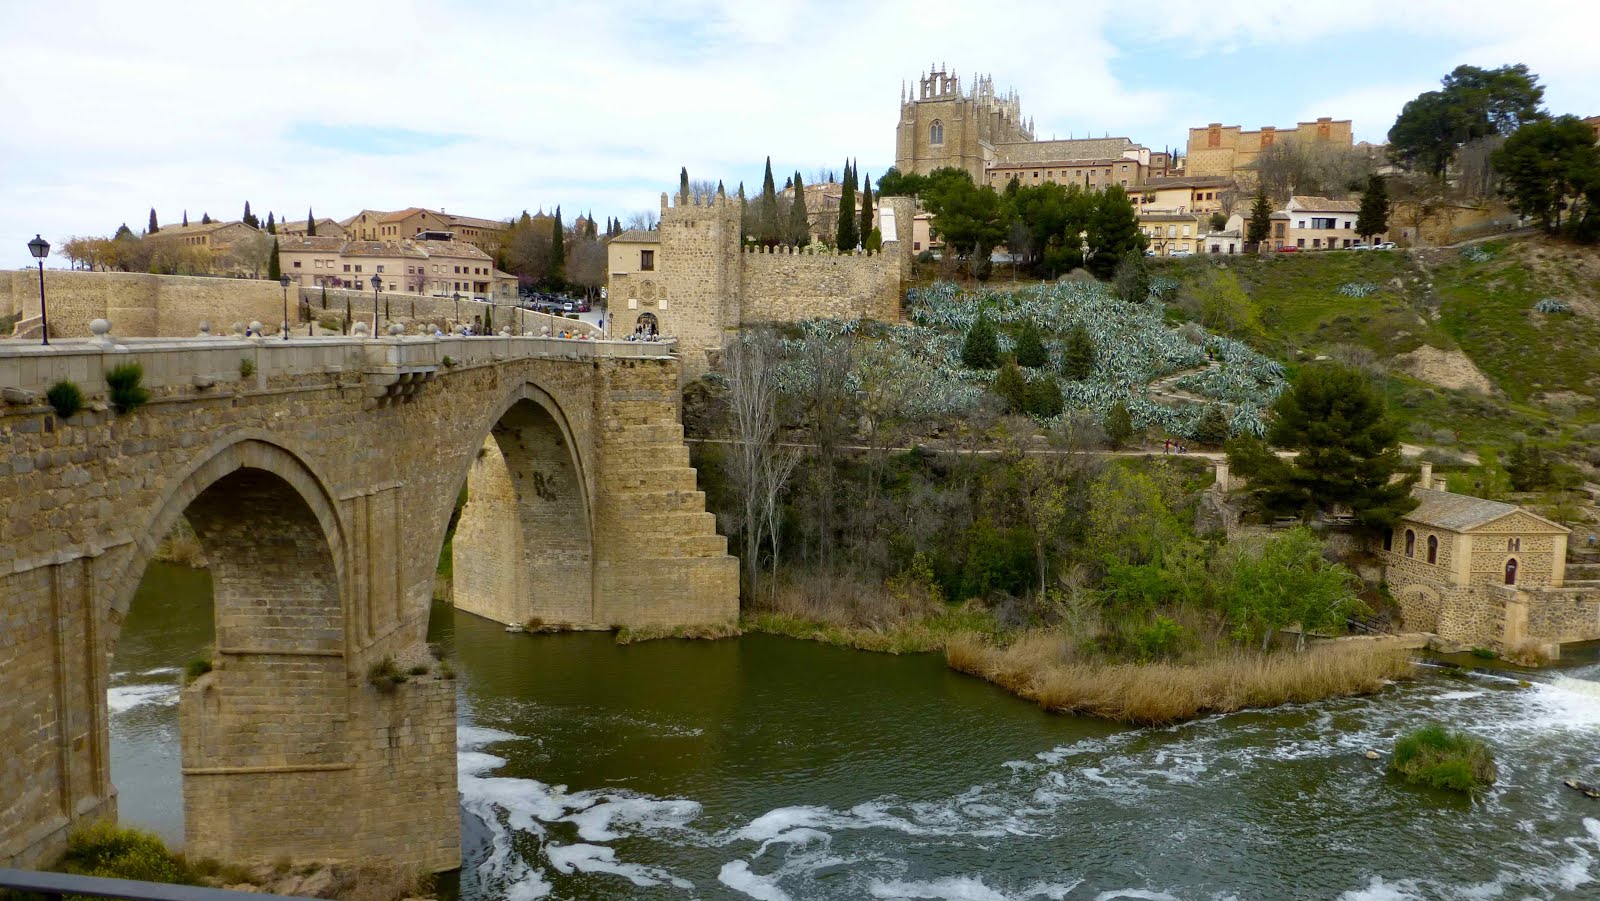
1185;118;1354;184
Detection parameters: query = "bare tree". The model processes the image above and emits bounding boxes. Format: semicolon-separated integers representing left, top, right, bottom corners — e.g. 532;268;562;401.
566;236;607;291
226;230;274;278
797;326;858;569
624;210;659;231
1454;135;1504;199
725;333;795;597
688;179;720;204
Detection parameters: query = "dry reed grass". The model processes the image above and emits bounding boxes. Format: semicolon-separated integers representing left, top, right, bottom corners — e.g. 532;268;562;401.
153;519;207;568
613;621;743;644
946;631;1415;725
745;571;1001;654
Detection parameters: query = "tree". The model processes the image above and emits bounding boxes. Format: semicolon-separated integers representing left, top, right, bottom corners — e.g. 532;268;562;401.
1223;527;1363;651
1247;190;1272;245
836;160;858;251
1112;250;1149;303
1389;64;1546;179
726;333;801;597
858;171;874;250
1227;363;1417;533
1014;321;1048;368
147;208;159;235
181;211;188;227
242;201;257;229
992;360;1029;412
1086;186;1144;278
923;168;1004;264
306;207;316;236
679;167;689;202
1356;175;1389;240
267;238;281;281
876;166;929;198
960;313;999;369
756;157;780;245
1209;212;1228;232
1103;400;1135;449
1061;323;1095;380
1194;404;1230;445
548;206;566;287
200;213;212;225
788;172;810;245
1504;440;1553;491
1493;115;1600;233
266;211;276;235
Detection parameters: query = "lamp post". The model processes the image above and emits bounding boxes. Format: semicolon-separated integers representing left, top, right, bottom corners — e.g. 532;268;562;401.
27;235;49;345
370;274;383;335
279;274;291;341
452;291;460;330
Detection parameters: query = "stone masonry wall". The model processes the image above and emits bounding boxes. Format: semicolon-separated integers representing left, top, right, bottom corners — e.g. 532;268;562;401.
738;247;901;324
1522;588;1600;644
3;270;281;339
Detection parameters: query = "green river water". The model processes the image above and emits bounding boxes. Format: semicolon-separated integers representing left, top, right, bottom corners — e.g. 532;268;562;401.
110;563;1600;900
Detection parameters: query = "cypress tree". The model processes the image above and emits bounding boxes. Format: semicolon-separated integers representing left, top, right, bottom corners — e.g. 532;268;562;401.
960;313;999;369
307;207;316;236
242;201;255;228
679;167;690;202
1357;175;1389;241
147;208;159;234
266;211;276;235
1248;190;1273;245
1104;400;1135;449
201;213;211;225
1015;321;1048;368
182;211;188;227
549;206;565;287
836;160;858;251
738;183;748;243
858;171;874;250
267;238;281;280
1194;404;1231;445
789;172;810;246
993;360;1029;412
1062;323;1095;380
758;157;779;244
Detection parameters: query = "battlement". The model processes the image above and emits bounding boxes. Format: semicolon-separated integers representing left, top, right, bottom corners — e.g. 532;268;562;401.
659;190;740;216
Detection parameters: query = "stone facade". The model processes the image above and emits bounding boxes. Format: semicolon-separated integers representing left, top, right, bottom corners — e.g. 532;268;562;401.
3;270;283;340
1186;118;1354;183
0;335;737;872
894;68;1033;182
606;193;914;379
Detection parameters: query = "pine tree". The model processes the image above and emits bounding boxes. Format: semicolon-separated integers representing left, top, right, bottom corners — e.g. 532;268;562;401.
266;211;276;235
992;360;1029;413
1194;404;1230;445
960;313;999;369
757;157;779;245
1062;323;1095;380
1247;190;1273;245
1025;376;1065;417
549;206;566;287
1015;321;1048;368
182;211;189;227
1104;400;1135;449
680;167;690;202
1356;175;1389;241
267;238;281;281
1087;186;1144;278
307;208;316;236
789;172;810;246
858;171;874;251
1113;250;1150;302
147;208;159;234
836;160;859;251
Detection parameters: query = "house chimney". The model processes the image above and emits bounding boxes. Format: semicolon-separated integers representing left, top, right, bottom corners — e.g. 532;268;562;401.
1419;461;1433;489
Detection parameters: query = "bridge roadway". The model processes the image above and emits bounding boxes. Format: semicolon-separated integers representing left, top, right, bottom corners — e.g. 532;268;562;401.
0;333;738;873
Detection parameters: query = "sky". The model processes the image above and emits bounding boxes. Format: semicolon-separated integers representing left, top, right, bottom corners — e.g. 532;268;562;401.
2;0;1598;269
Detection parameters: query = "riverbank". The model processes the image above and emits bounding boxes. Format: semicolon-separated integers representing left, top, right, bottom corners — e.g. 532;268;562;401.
946;631;1416;725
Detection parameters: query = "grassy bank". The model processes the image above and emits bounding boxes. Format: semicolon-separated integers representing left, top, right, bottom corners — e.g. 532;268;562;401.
739;570;1006;654
946;632;1415;725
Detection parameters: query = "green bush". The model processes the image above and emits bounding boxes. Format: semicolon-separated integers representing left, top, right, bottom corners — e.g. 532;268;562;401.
1104;400;1135;449
1024;376;1064;417
47;380;84;419
1193;404;1230;445
184;658;212;684
1390;724;1497;792
1132;615;1187;662
961;314;999;369
238;358;256;379
57;822;195;887
992;361;1029;412
1060;323;1095;380
1014;321;1048;368
959;519;1035;599
367;656;408;692
104;363;150;415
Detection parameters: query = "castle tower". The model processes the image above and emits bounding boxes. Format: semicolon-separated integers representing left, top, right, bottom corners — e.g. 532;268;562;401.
656;190;742;379
895;65;1033;181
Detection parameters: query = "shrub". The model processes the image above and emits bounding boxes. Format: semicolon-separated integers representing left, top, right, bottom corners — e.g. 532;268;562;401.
991;361;1029;413
1104;399;1134;449
1193;404;1230;445
1024;376;1064;417
1060;323;1095;380
367;656;408;692
1336;282;1381;298
1533;297;1571;314
406;664;430;676
238;358;256;379
104;363;149;414
184;657;212;684
1132;615;1187;663
1389;724;1497;792
57;822;195;886
1469;646;1498;660
47;380;84;419
1014;321;1048;368
317;315;342;332
961;314;1000;369
1460;246;1493;262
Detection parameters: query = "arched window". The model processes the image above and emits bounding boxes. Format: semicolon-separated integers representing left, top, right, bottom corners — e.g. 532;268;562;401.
1504;558;1518;585
1404;529;1415;558
930;120;944;145
1426;535;1438;564
1507;537;1521;553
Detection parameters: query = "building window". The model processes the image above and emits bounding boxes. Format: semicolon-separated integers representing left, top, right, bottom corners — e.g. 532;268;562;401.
640;249;655;271
293;260;301;268
1404;529;1415;558
1426;535;1438;564
1383;530;1393;552
1508;537;1521;552
376;265;385;273
913;241;921;250
355;265;362;272
1312;217;1336;230
1505;558;1518;585
1297;238;1306;248
343;264;351;272
930;120;944;144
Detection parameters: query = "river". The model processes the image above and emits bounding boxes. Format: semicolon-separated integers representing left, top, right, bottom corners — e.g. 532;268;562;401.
110;563;1600;900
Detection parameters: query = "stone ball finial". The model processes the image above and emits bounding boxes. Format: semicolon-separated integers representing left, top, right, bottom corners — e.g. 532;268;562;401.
388;322;405;336
499;327;512;336
352;321;370;337
197;321;212;337
248;321;263;338
90;318;111;337
230;321;245;336
540;326;551;336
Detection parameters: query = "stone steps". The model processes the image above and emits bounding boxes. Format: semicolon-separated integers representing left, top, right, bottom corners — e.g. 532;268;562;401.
622;510;719;536
609;467;701;493
616;488;709;515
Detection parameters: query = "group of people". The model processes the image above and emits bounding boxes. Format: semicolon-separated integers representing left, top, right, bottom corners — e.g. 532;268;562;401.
626;323;661;341
1163;438;1190;455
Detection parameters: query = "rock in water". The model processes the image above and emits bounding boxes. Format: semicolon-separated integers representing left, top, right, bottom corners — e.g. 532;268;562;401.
1564;778;1600;798
1365;750;1381;760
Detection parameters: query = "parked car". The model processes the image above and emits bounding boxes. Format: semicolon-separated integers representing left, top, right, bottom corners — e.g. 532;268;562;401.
1350;242;1372;251
1169;249;1193;258
1275;246;1299;253
575;302;591;313
1375;241;1396;250
1144;249;1157;257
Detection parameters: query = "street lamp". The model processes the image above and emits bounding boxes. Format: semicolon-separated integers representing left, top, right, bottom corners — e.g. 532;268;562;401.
278;274;291;341
452;291;461;329
370;274;383;335
27;235;49;345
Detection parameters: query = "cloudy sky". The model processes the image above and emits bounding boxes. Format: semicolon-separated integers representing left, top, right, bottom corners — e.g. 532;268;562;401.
2;0;1597;268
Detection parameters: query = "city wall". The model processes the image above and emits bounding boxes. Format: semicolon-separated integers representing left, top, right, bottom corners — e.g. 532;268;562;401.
3;270;282;339
738;245;901;324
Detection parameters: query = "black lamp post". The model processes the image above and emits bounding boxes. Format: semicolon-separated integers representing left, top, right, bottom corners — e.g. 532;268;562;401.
279;274;291;340
27;235;49;345
370;274;383;334
452;291;460;329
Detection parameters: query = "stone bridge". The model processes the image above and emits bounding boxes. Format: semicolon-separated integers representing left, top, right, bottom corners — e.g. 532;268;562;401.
0;333;737;873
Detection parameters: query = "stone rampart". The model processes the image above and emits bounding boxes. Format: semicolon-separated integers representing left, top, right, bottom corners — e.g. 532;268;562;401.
738;246;901;324
3;270;282;339
301;288;603;337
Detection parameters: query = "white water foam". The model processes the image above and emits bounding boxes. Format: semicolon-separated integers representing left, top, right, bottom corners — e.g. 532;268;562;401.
1336;876;1425;900
1432;690;1484;701
870;876;1080;900
107;683;179;714
545;842;693;889
562;796;701;842
1092;891;1178;901
719;860;794;901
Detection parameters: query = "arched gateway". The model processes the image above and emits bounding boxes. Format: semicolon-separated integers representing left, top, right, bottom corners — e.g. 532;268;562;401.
0;335;737;874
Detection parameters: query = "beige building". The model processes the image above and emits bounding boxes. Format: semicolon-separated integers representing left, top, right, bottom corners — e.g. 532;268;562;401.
1129;176;1235;215
276;216;347;240
894;68;1034;181
147;219;261;257
1186;118;1354;182
342;207;509;254
1270;195;1379;250
278;235;511;298
1140;210;1205;257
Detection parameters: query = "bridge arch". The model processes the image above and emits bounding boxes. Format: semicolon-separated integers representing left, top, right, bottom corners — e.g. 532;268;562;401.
444;380;597;628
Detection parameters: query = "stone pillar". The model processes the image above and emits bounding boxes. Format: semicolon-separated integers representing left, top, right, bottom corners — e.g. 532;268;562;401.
1419;461;1432;488
1213;460;1231;493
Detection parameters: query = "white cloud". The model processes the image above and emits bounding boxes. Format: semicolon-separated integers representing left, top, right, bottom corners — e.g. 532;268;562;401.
0;0;1596;269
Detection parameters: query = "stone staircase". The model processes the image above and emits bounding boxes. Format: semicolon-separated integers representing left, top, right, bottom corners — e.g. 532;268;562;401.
6;315;42;340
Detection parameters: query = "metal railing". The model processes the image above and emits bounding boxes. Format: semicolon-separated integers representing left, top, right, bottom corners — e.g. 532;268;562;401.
0;868;316;900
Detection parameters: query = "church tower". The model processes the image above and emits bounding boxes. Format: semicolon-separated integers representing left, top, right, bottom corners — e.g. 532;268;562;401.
894;65;1032;182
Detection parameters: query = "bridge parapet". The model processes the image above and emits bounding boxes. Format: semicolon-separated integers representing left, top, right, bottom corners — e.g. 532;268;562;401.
0;335;676;400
